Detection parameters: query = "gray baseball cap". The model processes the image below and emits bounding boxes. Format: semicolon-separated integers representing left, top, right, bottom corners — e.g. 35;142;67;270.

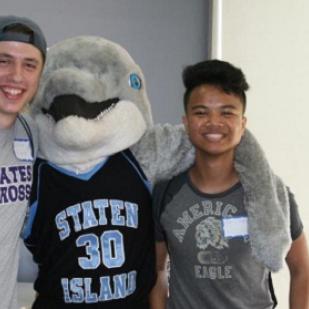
0;15;47;60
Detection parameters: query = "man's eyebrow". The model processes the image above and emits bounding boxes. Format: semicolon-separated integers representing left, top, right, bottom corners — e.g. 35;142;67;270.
221;104;238;109
0;53;40;64
24;58;40;64
191;104;238;110
0;53;13;58
191;105;208;110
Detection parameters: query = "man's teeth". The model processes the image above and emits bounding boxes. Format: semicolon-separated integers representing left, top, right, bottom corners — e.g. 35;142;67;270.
3;88;22;95
205;133;223;141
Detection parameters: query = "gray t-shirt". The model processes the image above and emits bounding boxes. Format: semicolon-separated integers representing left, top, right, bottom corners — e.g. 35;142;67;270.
153;172;303;309
0;115;37;309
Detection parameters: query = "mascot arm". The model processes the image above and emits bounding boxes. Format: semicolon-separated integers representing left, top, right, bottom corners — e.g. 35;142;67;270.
131;123;195;184
132;126;277;186
235;129;273;177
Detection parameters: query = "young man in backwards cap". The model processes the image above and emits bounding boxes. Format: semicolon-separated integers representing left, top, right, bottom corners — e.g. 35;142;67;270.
0;15;47;309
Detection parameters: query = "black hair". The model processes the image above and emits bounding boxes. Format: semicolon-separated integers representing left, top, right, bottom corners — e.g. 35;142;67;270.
182;59;249;113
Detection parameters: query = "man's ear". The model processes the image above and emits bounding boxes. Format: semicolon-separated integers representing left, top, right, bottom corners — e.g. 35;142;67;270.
241;116;247;136
182;115;188;132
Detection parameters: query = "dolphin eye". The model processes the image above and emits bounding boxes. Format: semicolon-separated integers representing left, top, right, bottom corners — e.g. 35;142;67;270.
129;73;142;90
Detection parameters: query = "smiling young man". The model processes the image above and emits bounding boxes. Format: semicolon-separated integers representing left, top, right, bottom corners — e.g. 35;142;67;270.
150;60;309;309
0;15;46;309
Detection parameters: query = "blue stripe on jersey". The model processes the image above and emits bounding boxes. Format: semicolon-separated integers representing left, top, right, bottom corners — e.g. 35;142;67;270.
22;201;38;240
47;158;109;181
121;151;152;194
23;160;47;240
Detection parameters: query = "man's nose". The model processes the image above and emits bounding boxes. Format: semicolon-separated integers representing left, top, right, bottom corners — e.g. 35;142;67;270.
8;64;23;83
206;112;222;125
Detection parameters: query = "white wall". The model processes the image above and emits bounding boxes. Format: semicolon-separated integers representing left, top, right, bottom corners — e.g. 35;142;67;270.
214;0;309;308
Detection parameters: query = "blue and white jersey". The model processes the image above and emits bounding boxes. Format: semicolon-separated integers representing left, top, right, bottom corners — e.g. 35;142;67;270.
24;149;155;308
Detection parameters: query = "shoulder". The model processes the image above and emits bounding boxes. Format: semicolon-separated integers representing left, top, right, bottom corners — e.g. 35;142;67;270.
153;172;187;206
19;113;38;132
18;113;39;155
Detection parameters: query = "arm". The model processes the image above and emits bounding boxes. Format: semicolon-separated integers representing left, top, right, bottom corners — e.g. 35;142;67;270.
133;126;267;185
150;241;169;309
286;232;309;309
131;123;195;183
17;239;38;282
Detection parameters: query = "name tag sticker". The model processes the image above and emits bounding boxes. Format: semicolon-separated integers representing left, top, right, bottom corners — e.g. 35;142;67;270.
14;138;33;161
222;216;248;238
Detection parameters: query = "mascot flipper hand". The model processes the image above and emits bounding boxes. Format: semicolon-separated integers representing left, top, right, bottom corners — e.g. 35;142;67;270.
21;36;291;308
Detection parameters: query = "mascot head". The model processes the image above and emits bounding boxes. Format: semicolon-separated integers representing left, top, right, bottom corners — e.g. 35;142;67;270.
31;36;153;166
